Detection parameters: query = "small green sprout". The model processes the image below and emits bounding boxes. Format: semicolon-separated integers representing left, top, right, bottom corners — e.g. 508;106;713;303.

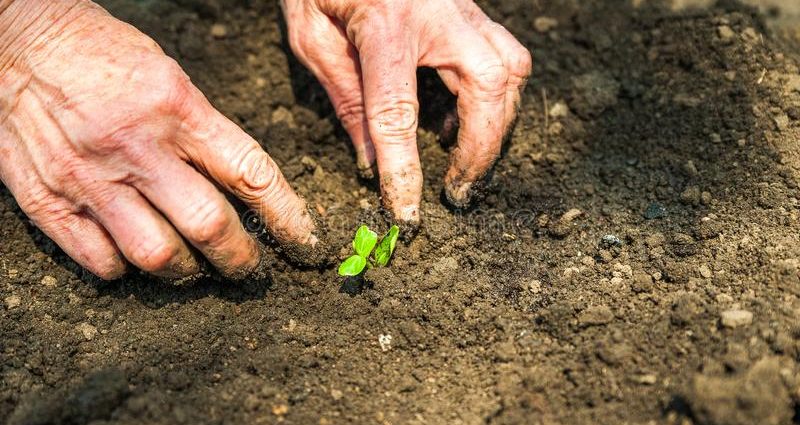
338;225;400;277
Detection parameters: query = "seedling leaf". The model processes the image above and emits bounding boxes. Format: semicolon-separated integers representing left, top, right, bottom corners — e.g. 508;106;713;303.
353;225;378;258
338;255;367;276
374;225;400;267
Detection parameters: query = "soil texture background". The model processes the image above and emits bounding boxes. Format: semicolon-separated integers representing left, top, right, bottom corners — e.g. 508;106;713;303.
3;0;800;424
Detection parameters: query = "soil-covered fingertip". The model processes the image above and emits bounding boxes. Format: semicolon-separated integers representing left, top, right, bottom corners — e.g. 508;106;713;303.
395;217;420;242
357;163;377;180
274;207;333;267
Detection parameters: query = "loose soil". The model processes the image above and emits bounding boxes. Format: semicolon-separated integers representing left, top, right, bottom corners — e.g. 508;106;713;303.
3;0;800;424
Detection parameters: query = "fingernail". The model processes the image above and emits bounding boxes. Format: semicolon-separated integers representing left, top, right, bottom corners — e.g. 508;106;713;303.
358;163;377;180
395;204;420;224
393;205;421;242
274;206;331;267
445;180;474;208
154;252;200;279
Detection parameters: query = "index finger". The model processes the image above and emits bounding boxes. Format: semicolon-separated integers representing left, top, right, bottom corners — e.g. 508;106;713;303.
177;92;327;265
349;14;423;226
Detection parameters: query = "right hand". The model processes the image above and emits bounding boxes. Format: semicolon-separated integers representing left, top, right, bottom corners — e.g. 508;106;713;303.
0;0;320;279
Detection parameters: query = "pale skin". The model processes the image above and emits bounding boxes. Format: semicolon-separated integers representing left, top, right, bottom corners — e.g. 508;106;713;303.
0;0;531;280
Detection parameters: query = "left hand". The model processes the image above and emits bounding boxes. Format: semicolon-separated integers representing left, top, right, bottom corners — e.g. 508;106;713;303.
281;0;532;226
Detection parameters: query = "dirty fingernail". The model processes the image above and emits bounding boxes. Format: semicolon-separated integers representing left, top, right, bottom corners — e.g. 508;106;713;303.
275;207;332;267
445;180;474;209
392;205;421;241
358;162;377;180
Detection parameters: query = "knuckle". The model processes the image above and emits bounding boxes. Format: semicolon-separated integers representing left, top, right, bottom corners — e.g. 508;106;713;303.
129;239;179;272
138;58;192;114
368;100;419;140
186;201;233;246
18;184;59;218
235;146;281;199
509;47;533;79
336;99;366;129
469;60;509;94
42;155;93;195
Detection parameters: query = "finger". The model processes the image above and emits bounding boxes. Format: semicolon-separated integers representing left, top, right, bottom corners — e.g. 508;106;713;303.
288;13;376;177
423;20;510;208
132;153;261;277
176;95;322;261
455;0;532;130
28;193;126;280
0;146;126;280
348;19;423;225
88;185;200;278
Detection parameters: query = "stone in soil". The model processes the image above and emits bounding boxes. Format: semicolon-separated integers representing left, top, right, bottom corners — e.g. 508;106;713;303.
578;305;614;327
687;357;793;425
720;309;753;328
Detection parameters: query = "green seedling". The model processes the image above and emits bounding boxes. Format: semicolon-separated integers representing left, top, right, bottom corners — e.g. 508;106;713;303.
338;225;400;277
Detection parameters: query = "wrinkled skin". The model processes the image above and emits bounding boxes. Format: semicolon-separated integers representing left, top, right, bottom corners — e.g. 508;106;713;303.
0;0;319;279
0;0;530;280
282;0;532;220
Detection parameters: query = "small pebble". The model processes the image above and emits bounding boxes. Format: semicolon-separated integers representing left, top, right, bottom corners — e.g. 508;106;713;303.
715;293;734;304
272;404;289;416
578;305;614;327
379;334;392;352
271;106;296;128
717;25;735;43
550;208;583;238
533;16;559;33
41;275;57;287
210;23;228;38
76;322;98;341
633;374;657;385
720;309;753;328
4;295;21;309
600;234;622;248
548;101;569;118
680;186;701;206
698;265;712;279
644;203;667;219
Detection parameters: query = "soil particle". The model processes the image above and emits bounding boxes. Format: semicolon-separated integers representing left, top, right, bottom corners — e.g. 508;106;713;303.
717;25;736;43
631;271;654;293
533;16;559;33
671;292;704;326
549;208;583;238
41;275;57;287
680;185;702;205
600;234;622;248
570;72;621;117
75;322;98;341
720;309;754;328
687;357;793;425
4;294;21;309
644;202;667;219
209;23;227;38
578;305;614;327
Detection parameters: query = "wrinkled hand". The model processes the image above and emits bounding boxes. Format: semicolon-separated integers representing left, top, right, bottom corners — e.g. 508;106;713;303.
0;0;319;279
282;0;532;224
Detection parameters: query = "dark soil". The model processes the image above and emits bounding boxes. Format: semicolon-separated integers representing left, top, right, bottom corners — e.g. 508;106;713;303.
3;0;800;424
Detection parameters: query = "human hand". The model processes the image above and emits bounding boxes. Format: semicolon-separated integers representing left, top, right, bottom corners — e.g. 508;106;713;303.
0;0;321;279
281;0;532;225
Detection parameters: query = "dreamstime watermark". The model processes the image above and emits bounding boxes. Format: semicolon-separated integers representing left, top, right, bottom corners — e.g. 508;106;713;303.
241;206;542;237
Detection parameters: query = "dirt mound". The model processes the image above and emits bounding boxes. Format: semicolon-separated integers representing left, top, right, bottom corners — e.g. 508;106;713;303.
2;0;800;424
